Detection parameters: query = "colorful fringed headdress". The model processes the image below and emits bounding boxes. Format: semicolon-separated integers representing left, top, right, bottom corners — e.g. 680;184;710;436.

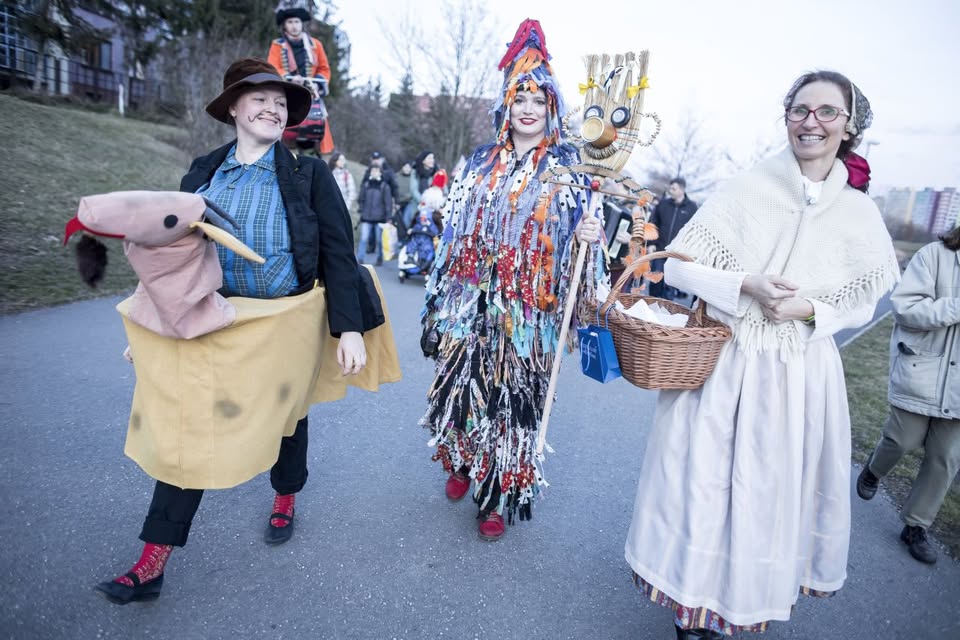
491;19;566;147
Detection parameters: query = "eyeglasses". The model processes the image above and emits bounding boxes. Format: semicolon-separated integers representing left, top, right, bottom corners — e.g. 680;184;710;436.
785;105;851;123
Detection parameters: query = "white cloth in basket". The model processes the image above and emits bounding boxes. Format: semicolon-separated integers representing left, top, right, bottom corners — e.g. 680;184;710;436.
594;283;689;328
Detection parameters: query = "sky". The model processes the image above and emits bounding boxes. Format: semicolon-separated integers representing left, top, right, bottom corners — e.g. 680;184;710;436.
334;0;960;191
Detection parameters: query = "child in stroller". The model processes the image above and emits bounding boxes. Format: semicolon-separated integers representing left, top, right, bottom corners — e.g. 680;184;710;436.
397;172;446;283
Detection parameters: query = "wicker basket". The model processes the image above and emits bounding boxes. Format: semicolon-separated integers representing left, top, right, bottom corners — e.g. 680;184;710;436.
584;251;732;390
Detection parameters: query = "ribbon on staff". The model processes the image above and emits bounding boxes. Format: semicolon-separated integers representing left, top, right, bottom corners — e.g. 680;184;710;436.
626;76;650;98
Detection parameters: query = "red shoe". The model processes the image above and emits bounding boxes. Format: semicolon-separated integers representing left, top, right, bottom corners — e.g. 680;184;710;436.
445;472;470;501
478;512;505;541
265;493;295;545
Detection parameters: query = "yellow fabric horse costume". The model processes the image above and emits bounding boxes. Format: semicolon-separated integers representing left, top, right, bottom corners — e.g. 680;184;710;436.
66;191;401;489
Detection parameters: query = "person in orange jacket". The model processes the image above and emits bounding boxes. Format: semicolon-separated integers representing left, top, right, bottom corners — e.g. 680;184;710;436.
268;3;335;154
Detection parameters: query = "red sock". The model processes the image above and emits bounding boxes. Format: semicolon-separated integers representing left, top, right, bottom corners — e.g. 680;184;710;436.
115;542;173;586
271;493;295;528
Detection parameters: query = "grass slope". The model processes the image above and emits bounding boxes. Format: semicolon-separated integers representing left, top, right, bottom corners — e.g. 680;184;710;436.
0;93;189;314
843;314;960;559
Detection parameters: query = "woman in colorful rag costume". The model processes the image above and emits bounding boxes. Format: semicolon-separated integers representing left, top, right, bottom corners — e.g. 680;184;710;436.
420;19;603;541
95;58;368;604
624;71;900;638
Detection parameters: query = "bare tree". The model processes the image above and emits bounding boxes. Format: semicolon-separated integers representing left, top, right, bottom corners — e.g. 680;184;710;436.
723;132;785;174
378;0;502;168
376;7;418;90
154;30;257;160
327;77;405;162
638;111;722;200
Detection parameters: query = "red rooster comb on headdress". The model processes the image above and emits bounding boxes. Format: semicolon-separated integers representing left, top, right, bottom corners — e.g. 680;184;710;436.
498;18;548;70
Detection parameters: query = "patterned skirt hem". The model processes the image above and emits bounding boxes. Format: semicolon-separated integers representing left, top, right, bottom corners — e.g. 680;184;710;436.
632;572;835;636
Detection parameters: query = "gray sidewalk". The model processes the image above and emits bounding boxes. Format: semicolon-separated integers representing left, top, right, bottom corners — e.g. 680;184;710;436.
0;273;957;640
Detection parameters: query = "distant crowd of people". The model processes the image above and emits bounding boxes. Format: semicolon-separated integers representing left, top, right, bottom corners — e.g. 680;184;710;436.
327;148;450;267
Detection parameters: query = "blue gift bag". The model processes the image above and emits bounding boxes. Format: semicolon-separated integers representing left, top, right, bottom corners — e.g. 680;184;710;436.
578;306;622;383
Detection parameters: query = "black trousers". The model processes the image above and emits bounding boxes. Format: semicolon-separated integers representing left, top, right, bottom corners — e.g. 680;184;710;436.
139;416;310;547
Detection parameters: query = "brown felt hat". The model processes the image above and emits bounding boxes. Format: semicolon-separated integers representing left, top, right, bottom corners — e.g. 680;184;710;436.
205;58;312;127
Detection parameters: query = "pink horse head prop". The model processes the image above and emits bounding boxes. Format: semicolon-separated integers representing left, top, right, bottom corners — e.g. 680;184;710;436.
64;191;264;339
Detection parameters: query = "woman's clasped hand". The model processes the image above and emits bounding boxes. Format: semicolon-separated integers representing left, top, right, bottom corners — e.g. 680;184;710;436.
741;274;814;323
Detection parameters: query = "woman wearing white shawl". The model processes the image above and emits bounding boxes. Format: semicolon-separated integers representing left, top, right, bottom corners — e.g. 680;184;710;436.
624;71;900;638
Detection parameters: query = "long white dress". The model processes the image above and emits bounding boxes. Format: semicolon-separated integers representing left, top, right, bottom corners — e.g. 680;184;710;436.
624;254;875;625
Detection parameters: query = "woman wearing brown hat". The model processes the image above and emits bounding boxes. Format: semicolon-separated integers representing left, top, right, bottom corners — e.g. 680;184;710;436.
95;57;367;604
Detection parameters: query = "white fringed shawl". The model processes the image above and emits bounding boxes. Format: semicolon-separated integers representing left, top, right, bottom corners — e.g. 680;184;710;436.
667;148;900;354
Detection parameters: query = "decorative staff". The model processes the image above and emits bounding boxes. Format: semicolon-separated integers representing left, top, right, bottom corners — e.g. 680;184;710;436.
537;50;660;455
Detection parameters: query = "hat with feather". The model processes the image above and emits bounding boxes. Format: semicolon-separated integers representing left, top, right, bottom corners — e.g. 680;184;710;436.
491;19;566;148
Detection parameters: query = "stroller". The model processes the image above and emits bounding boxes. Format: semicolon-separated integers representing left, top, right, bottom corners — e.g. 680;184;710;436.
397;208;440;283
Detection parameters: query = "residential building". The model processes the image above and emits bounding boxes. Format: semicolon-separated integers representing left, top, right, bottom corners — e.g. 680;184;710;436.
912;188;938;232
930;188;960;235
883;187;915;226
0;2;157;107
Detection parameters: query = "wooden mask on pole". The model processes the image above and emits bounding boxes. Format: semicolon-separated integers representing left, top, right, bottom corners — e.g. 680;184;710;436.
570;51;660;175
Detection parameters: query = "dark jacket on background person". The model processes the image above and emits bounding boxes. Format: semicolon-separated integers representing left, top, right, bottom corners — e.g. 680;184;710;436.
180;140;364;335
362;162;399;201
358;177;394;224
650;195;698;249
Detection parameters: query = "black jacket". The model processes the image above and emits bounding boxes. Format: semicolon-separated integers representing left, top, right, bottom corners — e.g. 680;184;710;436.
649;195;698;249
358;178;393;223
180;141;364;335
362;162;399;201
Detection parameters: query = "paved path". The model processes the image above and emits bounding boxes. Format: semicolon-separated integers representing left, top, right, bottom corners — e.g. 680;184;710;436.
0;271;956;640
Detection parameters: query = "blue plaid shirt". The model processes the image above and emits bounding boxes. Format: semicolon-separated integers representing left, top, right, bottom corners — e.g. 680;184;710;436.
195;145;299;298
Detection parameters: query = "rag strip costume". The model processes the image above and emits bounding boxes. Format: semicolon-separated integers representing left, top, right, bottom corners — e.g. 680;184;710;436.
624;148;900;633
420;21;603;523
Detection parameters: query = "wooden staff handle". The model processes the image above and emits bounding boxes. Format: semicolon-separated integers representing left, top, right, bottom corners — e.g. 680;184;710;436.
536;190;602;456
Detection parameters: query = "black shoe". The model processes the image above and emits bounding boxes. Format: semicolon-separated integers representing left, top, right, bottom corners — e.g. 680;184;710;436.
857;464;880;500
900;525;937;564
94;572;163;605
265;510;295;545
375;257;383;266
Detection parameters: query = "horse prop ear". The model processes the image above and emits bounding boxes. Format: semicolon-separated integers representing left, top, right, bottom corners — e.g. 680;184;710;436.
76;234;108;287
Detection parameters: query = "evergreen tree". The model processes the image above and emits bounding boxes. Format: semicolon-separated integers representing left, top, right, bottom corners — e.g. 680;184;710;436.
386;71;423;163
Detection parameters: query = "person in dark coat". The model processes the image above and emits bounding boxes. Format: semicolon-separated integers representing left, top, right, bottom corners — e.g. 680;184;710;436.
361;151;399;200
356;164;394;265
94;57;367;605
649;177;698;300
361;151;398;252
